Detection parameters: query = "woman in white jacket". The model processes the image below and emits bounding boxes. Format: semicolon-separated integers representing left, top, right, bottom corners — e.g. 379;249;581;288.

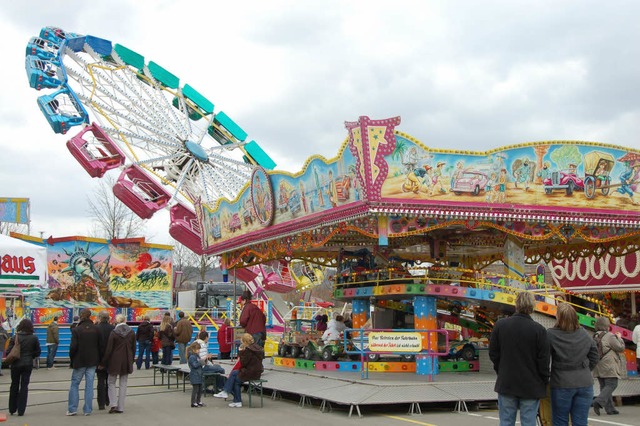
322;315;346;342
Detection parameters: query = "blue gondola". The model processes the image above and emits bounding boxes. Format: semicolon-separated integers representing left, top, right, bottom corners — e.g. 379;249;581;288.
25;56;62;90
26;37;60;61
36;87;89;134
38;26;80;44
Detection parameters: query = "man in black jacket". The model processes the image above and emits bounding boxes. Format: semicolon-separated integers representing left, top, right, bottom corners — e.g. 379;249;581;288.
135;315;154;369
67;309;103;416
489;292;550;426
96;310;114;410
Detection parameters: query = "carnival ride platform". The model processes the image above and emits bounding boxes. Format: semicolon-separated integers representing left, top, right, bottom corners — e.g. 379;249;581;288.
214;355;640;417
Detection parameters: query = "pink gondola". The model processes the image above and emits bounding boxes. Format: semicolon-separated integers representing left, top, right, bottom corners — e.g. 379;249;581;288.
66;123;125;178
260;260;297;293
169;203;204;255
113;164;171;219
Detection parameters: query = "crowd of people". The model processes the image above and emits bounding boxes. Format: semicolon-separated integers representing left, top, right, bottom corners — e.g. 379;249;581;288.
2;289;267;416
489;292;628;426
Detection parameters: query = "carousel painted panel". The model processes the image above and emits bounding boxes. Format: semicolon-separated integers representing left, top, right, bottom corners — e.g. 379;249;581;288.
25;237;173;313
381;136;640;211
201;146;362;247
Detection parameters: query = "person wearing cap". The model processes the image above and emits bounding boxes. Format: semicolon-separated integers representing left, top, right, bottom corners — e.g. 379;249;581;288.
239;291;266;347
46;316;59;369
96;311;114;410
592;316;626;416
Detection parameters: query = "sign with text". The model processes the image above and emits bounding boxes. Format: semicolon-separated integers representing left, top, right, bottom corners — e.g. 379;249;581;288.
368;332;422;352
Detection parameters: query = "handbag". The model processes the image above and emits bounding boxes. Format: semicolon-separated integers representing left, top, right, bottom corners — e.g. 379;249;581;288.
5;334;20;364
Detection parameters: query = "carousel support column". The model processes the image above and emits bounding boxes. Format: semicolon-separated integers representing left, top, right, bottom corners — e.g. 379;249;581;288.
351;298;370;329
461;256;478;340
503;236;526;290
414;295;438;379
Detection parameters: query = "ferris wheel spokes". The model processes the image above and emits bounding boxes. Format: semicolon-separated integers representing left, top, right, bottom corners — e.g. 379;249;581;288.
25;26;280;253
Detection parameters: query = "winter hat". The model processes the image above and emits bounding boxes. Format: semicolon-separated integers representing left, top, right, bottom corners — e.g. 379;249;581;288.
595;316;610;332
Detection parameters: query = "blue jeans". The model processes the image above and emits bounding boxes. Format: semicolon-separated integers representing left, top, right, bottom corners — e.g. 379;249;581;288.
177;342;187;364
498;393;539;426
68;366;96;415
551;386;593;426
223;370;243;403
161;346;173;365
47;343;58;368
252;332;266;348
136;340;151;369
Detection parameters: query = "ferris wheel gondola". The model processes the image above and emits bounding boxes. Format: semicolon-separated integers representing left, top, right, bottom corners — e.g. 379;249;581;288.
24;26;276;253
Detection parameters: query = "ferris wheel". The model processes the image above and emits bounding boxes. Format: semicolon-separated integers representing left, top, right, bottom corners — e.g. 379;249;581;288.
24;26;276;254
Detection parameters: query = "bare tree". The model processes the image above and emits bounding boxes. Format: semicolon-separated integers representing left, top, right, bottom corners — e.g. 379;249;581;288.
0;222;27;236
172;241;199;289
197;253;218;282
172;240;220;288
87;176;147;239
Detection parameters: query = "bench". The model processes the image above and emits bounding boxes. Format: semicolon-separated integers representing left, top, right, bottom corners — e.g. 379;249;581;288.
153;364;181;389
247;379;268;408
179;366;224;395
179;366;190;392
203;372;224;396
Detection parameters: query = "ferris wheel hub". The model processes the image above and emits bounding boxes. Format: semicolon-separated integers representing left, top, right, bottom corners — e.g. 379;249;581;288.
185;141;209;162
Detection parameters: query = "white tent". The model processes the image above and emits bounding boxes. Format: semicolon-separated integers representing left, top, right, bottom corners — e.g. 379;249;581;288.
0;234;47;288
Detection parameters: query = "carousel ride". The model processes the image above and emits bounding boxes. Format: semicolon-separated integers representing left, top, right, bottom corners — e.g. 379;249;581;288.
25;27;640;376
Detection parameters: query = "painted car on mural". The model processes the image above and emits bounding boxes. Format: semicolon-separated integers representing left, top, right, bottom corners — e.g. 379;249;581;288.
543;170;584;195
241;198;255;225
452;170;489;196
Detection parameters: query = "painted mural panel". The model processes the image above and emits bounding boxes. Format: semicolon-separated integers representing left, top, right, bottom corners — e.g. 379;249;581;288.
201;144;362;246
381;135;640;211
26;237;173;311
0;198;30;224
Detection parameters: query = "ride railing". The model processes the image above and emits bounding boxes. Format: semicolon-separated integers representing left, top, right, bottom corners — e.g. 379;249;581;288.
284;302;331;322
178;308;234;329
345;328;450;379
333;265;612;323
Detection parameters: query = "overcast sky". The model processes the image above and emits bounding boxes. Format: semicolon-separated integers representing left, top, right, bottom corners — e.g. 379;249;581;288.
1;0;638;245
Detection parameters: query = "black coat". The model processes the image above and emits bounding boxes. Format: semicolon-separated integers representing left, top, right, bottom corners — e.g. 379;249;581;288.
7;332;41;368
69;319;103;368
97;321;115;367
489;313;550;399
136;321;154;342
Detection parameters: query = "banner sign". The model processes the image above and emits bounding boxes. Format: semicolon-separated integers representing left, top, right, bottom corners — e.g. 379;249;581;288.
368;332;422;352
0;198;29;224
0;234;47;286
128;308;168;323
30;308;73;324
550;251;640;290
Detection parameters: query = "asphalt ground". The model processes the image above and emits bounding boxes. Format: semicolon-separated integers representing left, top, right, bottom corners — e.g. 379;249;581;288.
1;365;640;426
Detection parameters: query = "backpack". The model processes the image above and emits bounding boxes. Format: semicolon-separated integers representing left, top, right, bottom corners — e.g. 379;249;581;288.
593;331;609;360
